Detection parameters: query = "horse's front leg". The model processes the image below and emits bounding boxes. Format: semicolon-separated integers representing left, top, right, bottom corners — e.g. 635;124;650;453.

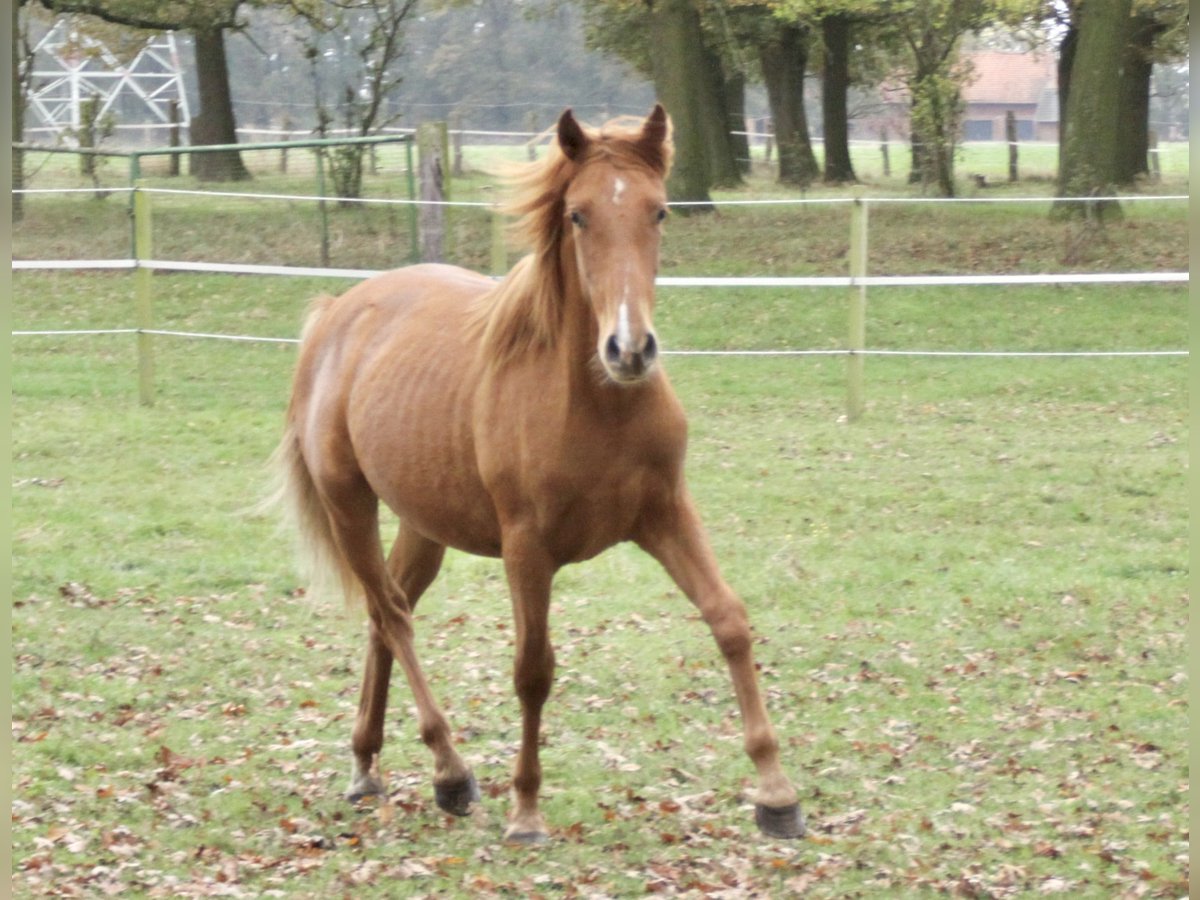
500;533;557;844
637;490;806;839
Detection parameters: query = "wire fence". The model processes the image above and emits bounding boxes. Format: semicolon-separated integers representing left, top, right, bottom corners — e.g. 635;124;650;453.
13;160;1189;417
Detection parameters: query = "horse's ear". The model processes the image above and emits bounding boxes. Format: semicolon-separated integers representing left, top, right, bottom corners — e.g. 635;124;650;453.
557;109;589;162
638;103;671;173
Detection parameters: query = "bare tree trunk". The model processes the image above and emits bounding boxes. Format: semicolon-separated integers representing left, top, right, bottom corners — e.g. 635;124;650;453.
647;0;713;210
1055;0;1133;218
1113;13;1160;184
723;70;751;176
820;13;856;184
758;22;819;186
1056;22;1078;167
697;38;742;187
189;26;250;181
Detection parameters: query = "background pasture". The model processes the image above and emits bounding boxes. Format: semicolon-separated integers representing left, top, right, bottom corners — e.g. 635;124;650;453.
11;159;1189;897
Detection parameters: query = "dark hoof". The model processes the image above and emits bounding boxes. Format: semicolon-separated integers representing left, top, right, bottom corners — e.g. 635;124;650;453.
755;802;806;839
434;774;481;817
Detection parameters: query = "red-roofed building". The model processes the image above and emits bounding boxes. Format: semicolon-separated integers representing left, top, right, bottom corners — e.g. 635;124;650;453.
847;50;1060;143
960;50;1059;141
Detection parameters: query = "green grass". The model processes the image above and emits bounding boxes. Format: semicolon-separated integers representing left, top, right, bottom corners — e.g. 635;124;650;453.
12;265;1187;897
11;170;1188;897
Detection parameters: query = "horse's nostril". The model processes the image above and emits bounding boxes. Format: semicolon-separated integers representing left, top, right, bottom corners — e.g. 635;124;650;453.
642;332;658;362
605;334;621;364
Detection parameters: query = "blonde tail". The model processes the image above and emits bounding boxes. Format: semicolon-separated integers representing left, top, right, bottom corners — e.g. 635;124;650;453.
264;297;363;608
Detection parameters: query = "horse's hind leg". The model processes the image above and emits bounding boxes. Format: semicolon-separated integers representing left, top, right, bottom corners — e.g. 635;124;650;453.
322;484;476;814
346;622;392;801
347;522;450;801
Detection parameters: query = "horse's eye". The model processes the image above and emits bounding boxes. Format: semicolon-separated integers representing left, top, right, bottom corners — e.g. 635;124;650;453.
656;208;668;223
569;210;585;228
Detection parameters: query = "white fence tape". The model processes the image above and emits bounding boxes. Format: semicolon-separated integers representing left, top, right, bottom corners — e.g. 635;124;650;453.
13;259;137;270
11;328;1186;358
14;184;1188;208
13;258;1189;289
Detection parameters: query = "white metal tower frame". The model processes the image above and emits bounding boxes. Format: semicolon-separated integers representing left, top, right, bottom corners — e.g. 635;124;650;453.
25;18;191;147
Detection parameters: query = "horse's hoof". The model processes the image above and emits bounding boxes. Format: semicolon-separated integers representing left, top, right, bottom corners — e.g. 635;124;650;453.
434;773;481;817
503;827;549;846
755;802;806;839
345;775;385;803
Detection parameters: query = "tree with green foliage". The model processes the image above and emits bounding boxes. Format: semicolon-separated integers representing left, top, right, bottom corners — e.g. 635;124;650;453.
892;0;996;197
30;0;252;180
715;2;822;187
607;0;819;190
775;0;883;184
580;0;733;207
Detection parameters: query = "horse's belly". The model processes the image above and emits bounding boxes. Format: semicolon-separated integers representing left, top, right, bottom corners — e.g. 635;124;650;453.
336;272;502;555
351;382;502;557
381;464;502;558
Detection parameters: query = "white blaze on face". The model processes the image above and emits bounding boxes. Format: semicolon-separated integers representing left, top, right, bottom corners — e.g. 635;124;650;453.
617;297;632;351
611;176;627;206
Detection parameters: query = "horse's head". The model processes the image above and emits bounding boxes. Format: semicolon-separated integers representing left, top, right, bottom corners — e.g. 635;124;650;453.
558;105;671;385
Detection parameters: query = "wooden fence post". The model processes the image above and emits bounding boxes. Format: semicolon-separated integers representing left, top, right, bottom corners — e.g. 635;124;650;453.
1005;110;1018;182
313;147;331;268
451;113;465;177
134;182;155;406
879;128;890;178
846;193;868;422
79;94;100;177
279;117;292;174
417;122;447;262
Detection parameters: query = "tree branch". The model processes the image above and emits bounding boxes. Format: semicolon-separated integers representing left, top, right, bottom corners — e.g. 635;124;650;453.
34;0;243;33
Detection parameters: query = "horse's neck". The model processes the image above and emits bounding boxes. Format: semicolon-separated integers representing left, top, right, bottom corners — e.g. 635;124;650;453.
553;248;603;388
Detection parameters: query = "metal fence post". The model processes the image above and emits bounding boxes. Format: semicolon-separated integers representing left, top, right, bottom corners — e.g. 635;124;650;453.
133;181;155;406
846;193;868;421
128;152;141;259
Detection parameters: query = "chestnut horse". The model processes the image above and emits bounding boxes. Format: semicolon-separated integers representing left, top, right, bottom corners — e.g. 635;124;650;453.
273;105;804;843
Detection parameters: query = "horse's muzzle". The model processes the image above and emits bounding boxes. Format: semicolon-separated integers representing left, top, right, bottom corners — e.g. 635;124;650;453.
603;331;658;383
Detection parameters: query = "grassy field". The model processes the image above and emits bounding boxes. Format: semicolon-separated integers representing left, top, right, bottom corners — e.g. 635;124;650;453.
11;158;1189;897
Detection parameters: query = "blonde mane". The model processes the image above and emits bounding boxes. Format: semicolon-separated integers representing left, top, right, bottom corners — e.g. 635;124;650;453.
473;114;673;363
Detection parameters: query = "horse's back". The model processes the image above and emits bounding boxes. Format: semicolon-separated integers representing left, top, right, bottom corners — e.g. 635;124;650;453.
328;263;492;337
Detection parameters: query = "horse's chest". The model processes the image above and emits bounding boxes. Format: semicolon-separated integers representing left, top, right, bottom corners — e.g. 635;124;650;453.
476;378;687;563
522;438;677;563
